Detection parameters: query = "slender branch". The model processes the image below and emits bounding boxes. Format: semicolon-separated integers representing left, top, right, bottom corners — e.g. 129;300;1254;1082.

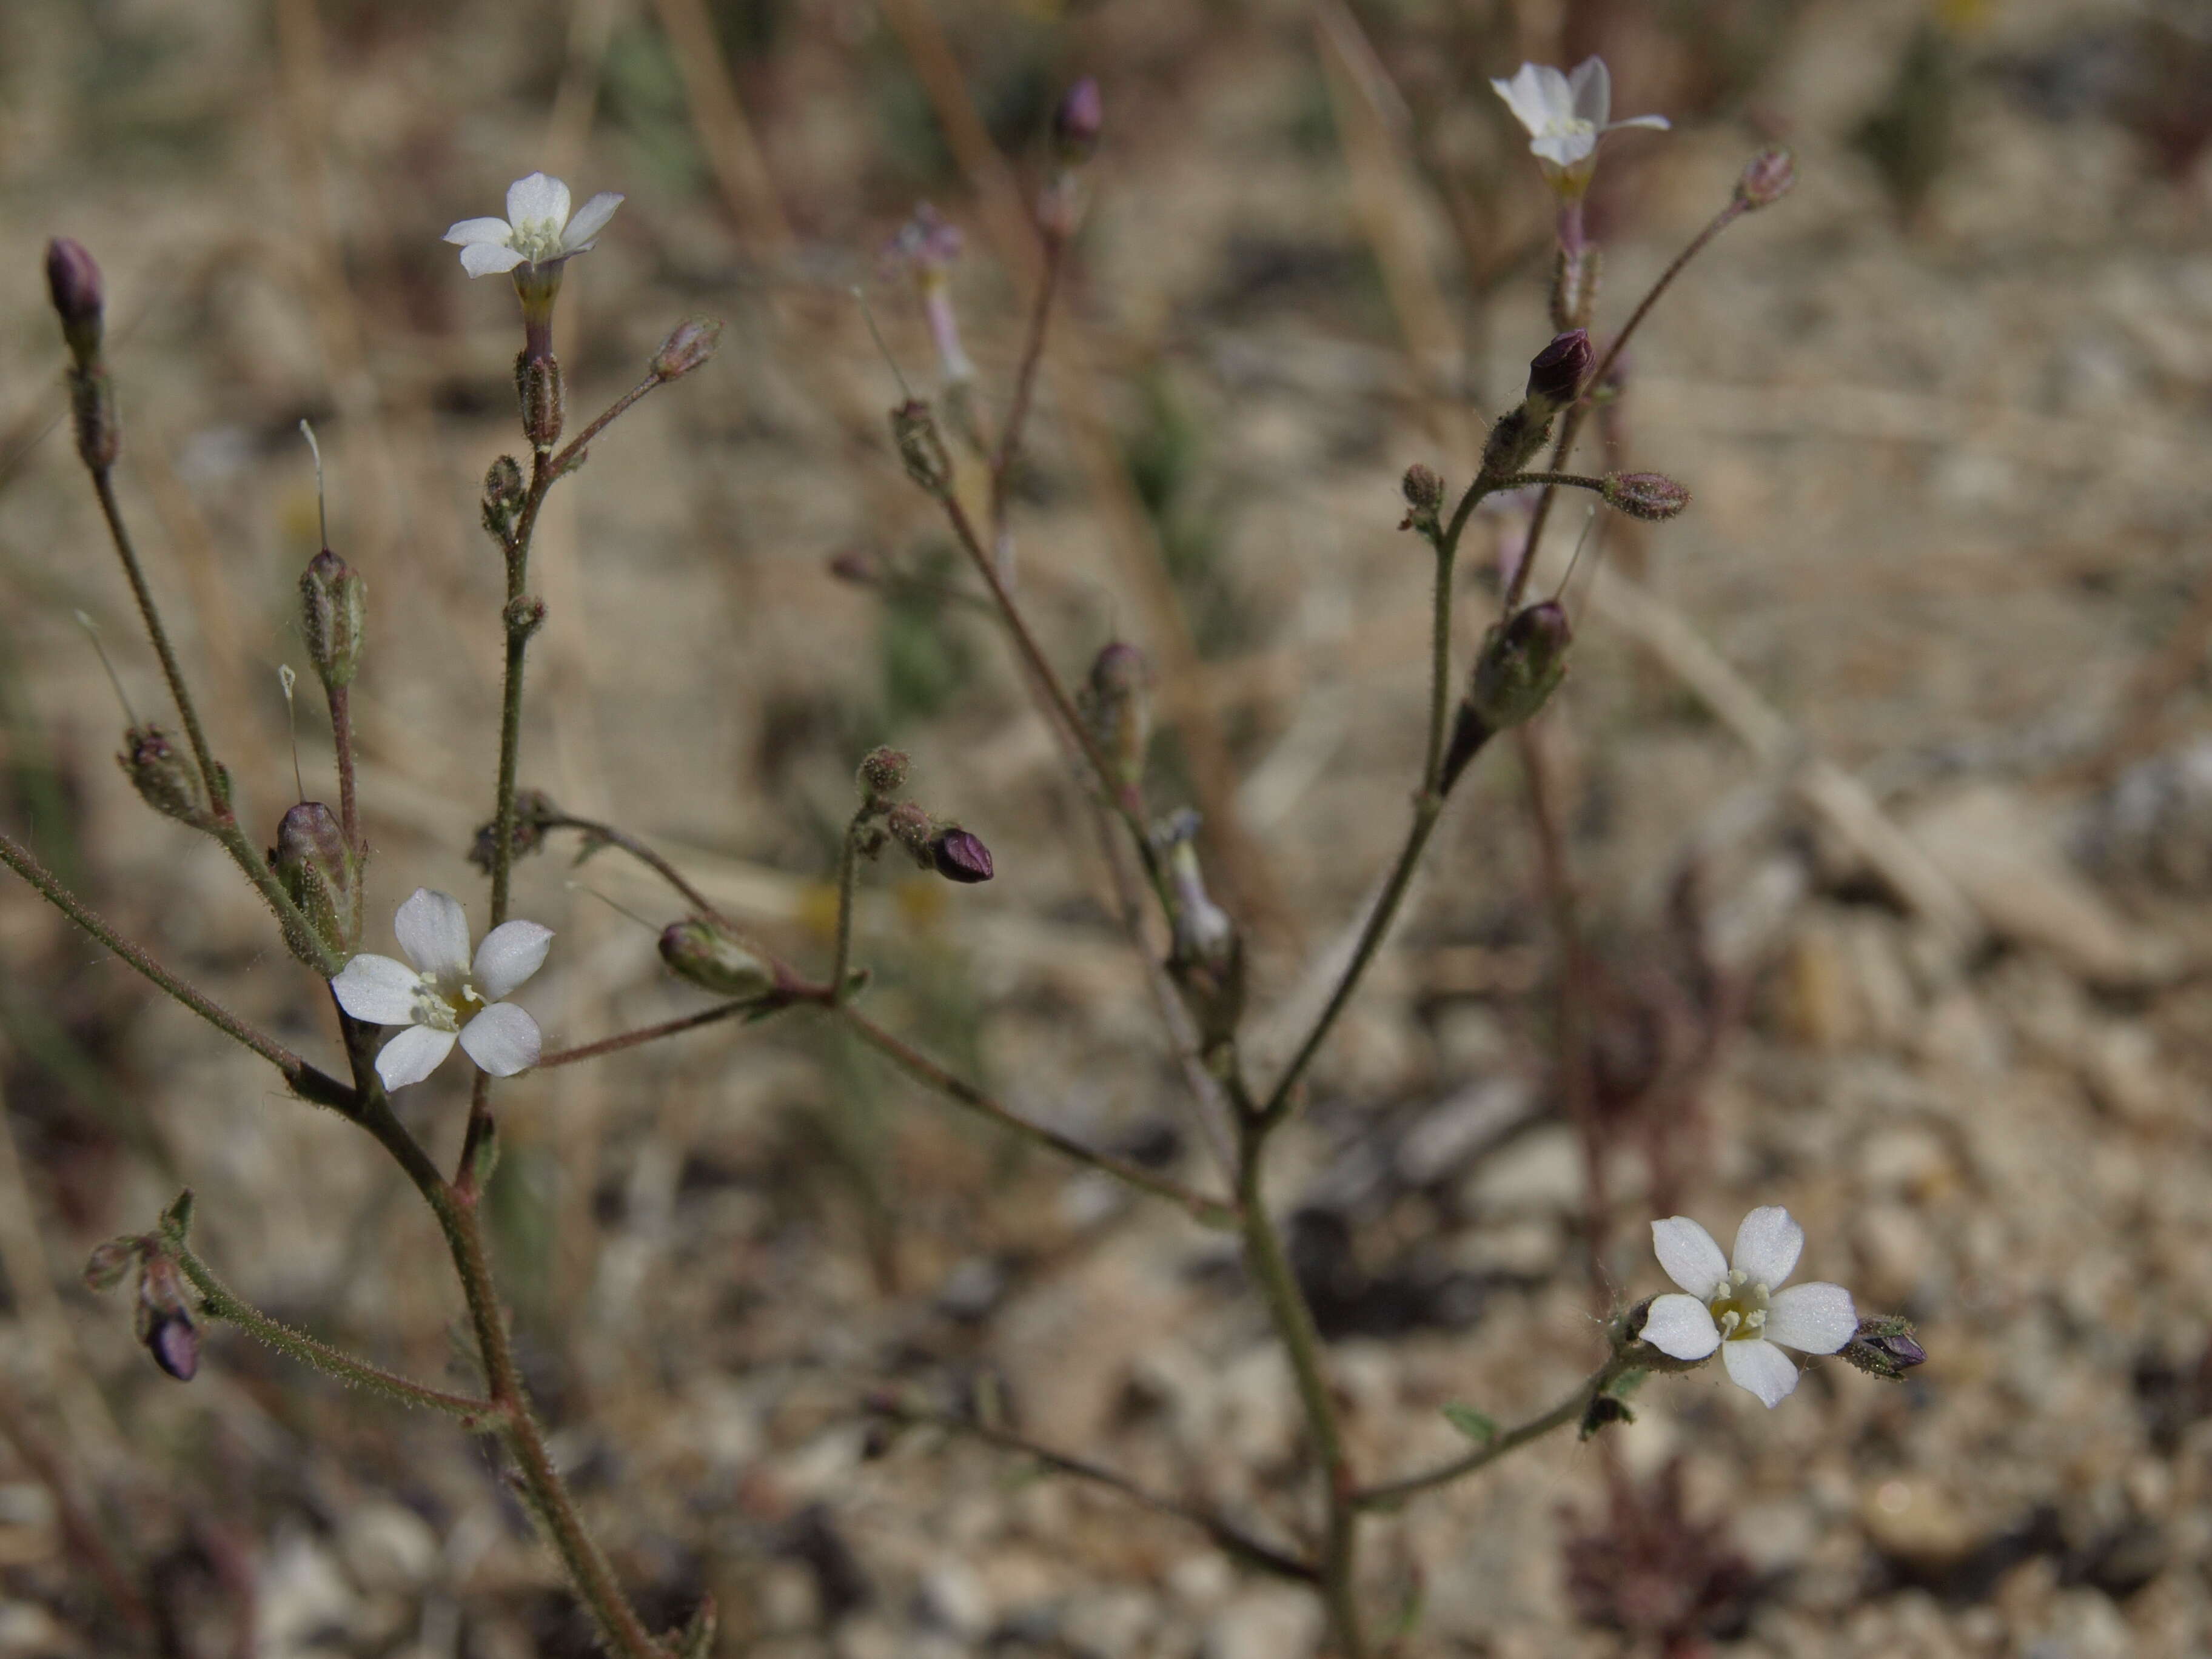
873;1398;1318;1583
326;682;360;854
541;812;728;924
0;828;354;1109
545;374;664;484
832;1005;1237;1228
1353;1349;1635;1509
89;468;220;806
537;997;779;1068
1502;198;1747;615
164;1235;498;1423
987;230;1065;531
830;809;865;1000
1233;1116;1364;1655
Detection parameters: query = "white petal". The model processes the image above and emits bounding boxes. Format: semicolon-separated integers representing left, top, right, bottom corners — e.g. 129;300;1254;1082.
376;1024;457;1090
460;243;528;277
459;1003;541;1076
1651;1216;1728;1298
506;172;571;234
1721;1338;1800;1408
1640;1293;1721;1361
1491;65;1560;136
1766;1282;1858;1355
1732;1206;1805;1289
560;192;623;253
1531;131;1599;169
473;920;553;1000
1604;114;1671;134
443;216;515;246
394;888;473;978
330;954;423;1025
1567;56;1612;126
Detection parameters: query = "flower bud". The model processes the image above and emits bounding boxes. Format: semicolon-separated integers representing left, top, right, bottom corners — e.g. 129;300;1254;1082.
503;594;548;638
1084;642;1151;789
890;400;951;497
1523;329;1592;420
120;726;211;828
299;549;365;690
1052;77;1104;166
45;238;105;366
930;826;994;884
651;316;723;381
482;455;526;540
270;802;360;960
1735;146;1797;210
1155;812;1242;1048
1399;463;1445;536
857;746;909;799
135;1253;198;1382
1468;600;1572;734
1479;404;1549;480
659;918;777;1000
515;351;565;451
83;1236;141;1292
1840;1315;1926;1381
1601;471;1691;521
468;787;557;873
886;801;936;867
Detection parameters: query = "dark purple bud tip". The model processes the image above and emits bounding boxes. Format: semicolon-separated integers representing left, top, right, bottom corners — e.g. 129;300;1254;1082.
1089;640;1147;695
1736;146;1797;210
931;827;994;883
1524;329;1592;416
146;1310;199;1381
45;238;105;360
1053;77;1103;164
858;746;910;797
1601;471;1691;521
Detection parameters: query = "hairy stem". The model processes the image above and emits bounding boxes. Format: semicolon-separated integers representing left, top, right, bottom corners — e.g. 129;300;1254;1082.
327;682;360;855
538;997;784;1068
543;813;728;925
833;1004;1236;1228
90;468;220;806
830;809;865;1001
988;229;1065;532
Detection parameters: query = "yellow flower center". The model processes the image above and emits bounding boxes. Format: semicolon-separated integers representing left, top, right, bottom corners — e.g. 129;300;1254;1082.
1708;1269;1771;1342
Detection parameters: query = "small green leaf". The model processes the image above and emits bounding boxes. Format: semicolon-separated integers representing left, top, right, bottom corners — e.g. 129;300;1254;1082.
1441;1403;1496;1444
159;1188;195;1241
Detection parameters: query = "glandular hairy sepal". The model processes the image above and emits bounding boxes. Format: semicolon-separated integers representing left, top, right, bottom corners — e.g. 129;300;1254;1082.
271;801;361;961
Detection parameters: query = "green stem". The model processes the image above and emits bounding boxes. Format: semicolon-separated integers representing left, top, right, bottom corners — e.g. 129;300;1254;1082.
1353;1350;1635;1509
1235;1116;1364;1656
830;809;865;1002
164;1234;497;1423
833;1005;1237;1229
543;813;728;925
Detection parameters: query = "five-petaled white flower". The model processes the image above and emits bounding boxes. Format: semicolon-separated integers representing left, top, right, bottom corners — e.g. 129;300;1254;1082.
443;173;624;278
332;888;552;1089
1641;1207;1857;1409
1490;58;1669;197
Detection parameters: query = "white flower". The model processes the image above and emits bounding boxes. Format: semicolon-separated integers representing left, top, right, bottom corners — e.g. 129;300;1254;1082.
1490;58;1669;196
1641;1207;1857;1408
443;173;624;278
331;888;552;1089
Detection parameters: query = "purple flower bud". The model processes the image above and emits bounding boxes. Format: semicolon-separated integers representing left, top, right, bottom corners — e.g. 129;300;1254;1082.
651;316;723;381
930;827;994;883
1842;1315;1926;1381
135;1254;199;1382
146;1310;199;1381
300;548;365;689
120;726;211;828
1735;146;1797;210
272;801;360;961
1601;471;1691;521
45;238;105;363
885;801;936;867
1523;329;1592;418
1052;78;1103;166
857;746;910;798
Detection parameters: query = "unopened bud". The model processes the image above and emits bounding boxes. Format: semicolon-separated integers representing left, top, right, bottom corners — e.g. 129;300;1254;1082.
1085;642;1151;789
857;746;909;799
135;1253;198;1382
890;400;951;497
1523;329;1592;420
930;826;994;883
1052;77;1104;166
659;918;777;1000
482;455;526;540
1479;405;1549;480
121;726;211;828
1468;600;1572;734
886;801;936;867
1735;146;1797;210
468;787;557;873
83;1237;141;1292
516;351;565;451
299;549;365;689
1601;471;1691;521
1840;1315;1926;1381
45;238;106;365
1399;463;1445;536
651;316;723;381
270;802;360;960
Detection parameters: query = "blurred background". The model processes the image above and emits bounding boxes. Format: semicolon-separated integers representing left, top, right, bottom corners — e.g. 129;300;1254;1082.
4;0;2212;1653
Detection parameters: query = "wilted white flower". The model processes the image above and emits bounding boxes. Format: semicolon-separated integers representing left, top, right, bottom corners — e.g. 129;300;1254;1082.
443;172;623;278
331;888;551;1089
1490;58;1669;198
1641;1207;1857;1408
